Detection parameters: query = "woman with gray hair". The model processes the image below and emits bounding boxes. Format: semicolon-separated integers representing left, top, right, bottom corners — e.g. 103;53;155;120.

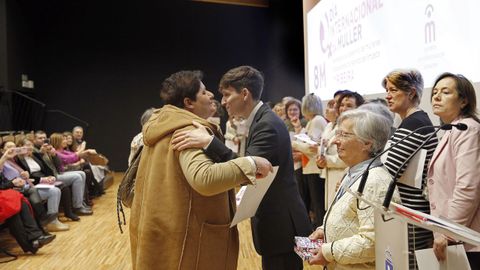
309;109;400;269
382;69;438;268
292;93;328;227
359;102;395;136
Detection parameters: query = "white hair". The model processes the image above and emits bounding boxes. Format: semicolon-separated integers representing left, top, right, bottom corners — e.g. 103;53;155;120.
337;109;391;156
358;103;394;127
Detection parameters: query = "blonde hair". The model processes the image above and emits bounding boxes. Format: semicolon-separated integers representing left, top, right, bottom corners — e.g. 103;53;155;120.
50;133;65;150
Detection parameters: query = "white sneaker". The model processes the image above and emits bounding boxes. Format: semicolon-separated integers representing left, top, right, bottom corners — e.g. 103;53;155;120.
46;218;70;232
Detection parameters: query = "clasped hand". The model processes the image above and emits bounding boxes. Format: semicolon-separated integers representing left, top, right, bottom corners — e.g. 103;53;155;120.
171;121;212;151
308;228;328;265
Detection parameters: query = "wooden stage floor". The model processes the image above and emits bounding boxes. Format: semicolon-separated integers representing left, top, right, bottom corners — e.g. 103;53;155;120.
0;173;320;269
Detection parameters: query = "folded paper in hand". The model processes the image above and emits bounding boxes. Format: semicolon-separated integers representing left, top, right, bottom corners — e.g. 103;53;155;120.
294;134;318;145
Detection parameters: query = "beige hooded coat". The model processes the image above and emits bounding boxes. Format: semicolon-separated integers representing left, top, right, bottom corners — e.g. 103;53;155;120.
129;105;256;270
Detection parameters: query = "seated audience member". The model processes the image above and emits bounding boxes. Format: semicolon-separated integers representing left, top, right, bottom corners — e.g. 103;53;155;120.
382;69;438;268
51;133;97;211
32;131;91;216
284;98;310;212
309;109;400;269
0;142;55;225
71;127;107;197
128;108;155;166
0;179;56;254
13;139;68;231
292;94;328;228
129;70;273;269
63;131;77;152
428;73;480;267
16;138;78;227
72;126;86;152
49;133;96;170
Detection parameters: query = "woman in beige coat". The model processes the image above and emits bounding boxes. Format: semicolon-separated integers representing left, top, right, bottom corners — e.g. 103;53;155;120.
129;71;271;270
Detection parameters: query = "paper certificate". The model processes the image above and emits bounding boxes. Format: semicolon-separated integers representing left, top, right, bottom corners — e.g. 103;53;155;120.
415;245;471;270
230;166;278;228
35;184;56;189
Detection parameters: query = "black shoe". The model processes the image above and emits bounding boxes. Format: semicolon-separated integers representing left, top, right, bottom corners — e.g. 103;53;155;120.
82;202;92;210
74;207;93;216
65;213;80;221
32;234;56;249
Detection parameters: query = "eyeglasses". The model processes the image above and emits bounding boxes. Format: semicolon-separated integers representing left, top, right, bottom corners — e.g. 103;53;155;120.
335;130;356;139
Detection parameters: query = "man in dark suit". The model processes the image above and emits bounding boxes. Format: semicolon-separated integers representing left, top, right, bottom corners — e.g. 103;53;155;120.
172;66;312;269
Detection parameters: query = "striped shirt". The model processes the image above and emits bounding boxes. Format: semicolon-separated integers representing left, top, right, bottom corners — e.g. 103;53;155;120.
384;111;438;269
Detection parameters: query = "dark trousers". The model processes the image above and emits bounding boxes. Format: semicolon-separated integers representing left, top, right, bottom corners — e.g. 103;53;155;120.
261;251;303;270
467;252;480;269
83;164;104;199
22;187;46;219
305;174;326;228
6;201;43;253
59;185;75;217
295;168;310;212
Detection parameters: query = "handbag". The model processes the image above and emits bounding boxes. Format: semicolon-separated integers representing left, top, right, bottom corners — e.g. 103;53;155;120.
88;153;109;166
116;145;143;233
0;189;24;223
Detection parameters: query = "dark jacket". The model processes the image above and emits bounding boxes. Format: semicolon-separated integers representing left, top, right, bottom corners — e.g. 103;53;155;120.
15;155;54;185
0;174;14;190
205;103;312;256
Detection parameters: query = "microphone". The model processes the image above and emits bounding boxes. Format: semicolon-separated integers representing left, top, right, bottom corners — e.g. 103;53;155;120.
356;123;467;196
447;123;468;130
382;122;468;210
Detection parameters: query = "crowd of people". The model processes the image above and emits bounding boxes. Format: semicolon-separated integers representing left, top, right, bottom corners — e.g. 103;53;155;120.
129;65;479;270
0;126;108;254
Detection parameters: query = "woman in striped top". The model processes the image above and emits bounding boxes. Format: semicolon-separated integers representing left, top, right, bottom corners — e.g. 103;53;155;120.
382;69;438;269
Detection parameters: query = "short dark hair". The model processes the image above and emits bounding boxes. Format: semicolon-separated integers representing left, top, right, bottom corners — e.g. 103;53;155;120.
34;130;46;137
431;72;479;122
337;91;365;111
219;66;264;100
334;89;352;98
160;70;203;108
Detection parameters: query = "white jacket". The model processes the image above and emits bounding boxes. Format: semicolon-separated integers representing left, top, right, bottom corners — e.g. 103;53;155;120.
321;166;400;270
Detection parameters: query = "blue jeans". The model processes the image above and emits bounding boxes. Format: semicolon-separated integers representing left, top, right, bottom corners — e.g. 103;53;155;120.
57;171;86;208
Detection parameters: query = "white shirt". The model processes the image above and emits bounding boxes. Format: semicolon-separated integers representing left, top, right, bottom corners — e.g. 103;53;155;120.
25;156;41;173
239;101;263;157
